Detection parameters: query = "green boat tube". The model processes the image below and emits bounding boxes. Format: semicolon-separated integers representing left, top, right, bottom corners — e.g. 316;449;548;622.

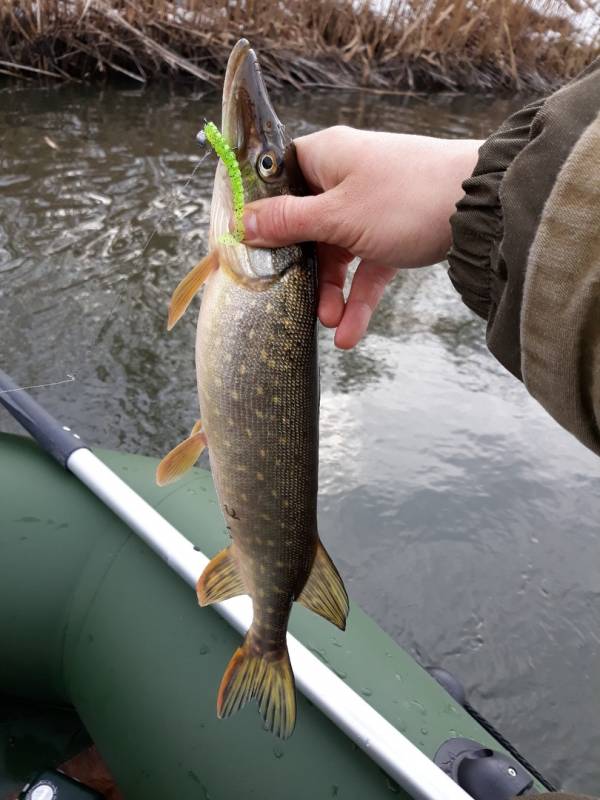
0;369;549;799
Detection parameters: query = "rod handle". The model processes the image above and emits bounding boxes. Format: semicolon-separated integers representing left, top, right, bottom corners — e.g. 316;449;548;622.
0;368;87;467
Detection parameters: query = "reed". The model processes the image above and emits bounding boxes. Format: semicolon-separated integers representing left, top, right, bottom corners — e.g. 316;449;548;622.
0;0;597;91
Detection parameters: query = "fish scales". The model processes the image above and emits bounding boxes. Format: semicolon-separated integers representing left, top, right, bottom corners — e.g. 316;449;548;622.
197;251;319;652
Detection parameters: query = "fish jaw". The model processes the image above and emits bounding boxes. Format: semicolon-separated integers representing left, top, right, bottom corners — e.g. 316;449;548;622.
211;39;309;287
221;38;289;204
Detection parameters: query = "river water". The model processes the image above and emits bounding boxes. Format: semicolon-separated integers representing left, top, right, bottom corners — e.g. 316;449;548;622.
1;83;598;793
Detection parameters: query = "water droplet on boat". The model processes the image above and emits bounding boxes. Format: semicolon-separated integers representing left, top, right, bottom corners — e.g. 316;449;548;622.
199;643;209;655
273;746;284;759
193;545;201;552
394;672;403;682
409;699;426;715
310;646;328;663
333;667;347;679
420;727;428;736
187;769;200;784
386;777;400;793
449;728;457;737
361;687;373;697
331;639;342;648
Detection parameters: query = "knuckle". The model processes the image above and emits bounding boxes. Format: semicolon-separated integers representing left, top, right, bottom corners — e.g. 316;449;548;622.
315;198;347;245
328;124;353;139
270;194;297;239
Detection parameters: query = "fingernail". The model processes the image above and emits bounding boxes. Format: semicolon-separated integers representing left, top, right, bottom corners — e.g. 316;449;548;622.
243;211;257;240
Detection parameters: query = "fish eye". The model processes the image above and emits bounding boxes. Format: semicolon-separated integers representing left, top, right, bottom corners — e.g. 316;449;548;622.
257;150;280;180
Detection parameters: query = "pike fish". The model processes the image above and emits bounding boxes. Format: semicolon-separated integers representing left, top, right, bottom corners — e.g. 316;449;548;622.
157;38;348;739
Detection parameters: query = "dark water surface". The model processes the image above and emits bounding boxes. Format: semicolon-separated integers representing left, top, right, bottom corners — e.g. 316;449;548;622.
1;84;599;792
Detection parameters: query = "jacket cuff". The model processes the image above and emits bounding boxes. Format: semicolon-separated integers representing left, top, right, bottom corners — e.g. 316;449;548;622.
446;98;544;325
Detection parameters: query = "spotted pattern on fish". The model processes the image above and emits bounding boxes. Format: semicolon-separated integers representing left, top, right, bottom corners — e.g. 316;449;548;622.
197;252;318;653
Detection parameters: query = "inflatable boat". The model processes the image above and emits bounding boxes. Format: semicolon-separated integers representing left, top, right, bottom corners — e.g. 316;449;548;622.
0;369;554;799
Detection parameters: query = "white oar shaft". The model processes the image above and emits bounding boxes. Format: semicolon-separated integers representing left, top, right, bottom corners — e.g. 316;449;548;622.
67;447;472;800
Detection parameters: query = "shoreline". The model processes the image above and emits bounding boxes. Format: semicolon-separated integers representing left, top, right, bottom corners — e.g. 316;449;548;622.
0;1;598;92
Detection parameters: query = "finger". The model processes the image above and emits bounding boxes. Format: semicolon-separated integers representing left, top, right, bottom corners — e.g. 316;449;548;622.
243;192;337;248
294;127;354;191
334;260;397;350
317;243;353;328
293;133;327;193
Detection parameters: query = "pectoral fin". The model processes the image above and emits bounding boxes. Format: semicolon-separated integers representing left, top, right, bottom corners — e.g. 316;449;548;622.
155;420;207;486
297;539;349;631
197;546;246;605
167;249;218;330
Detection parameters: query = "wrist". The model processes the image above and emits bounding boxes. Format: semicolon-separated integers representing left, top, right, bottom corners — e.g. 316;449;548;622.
434;138;482;261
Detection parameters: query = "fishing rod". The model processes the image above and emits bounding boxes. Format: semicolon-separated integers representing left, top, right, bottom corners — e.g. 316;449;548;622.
0;367;473;800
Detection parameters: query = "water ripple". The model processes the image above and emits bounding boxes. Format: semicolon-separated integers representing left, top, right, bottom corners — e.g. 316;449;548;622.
1;84;599;793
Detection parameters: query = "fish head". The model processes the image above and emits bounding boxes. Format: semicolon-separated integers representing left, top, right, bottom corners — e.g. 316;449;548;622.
210;39;306;284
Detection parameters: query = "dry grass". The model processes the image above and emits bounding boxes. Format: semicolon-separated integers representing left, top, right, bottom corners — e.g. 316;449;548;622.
0;0;598;91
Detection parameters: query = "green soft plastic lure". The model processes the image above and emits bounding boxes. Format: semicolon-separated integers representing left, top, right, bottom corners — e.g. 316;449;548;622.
202;121;245;245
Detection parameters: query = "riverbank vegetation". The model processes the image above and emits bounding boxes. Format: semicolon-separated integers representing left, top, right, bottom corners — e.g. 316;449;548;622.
0;0;598;91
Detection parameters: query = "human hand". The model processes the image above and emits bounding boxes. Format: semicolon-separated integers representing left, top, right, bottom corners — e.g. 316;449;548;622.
243;126;482;348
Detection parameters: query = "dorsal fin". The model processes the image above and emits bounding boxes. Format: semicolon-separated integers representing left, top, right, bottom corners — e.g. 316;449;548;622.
297;539;349;631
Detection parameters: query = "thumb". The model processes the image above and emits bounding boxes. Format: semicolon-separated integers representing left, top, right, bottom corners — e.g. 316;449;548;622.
242;192;335;248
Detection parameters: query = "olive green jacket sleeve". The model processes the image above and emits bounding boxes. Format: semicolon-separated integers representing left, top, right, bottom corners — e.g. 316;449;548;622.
447;60;600;454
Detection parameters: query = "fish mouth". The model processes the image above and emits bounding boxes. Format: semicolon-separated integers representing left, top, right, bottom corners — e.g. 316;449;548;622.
221;38;285;167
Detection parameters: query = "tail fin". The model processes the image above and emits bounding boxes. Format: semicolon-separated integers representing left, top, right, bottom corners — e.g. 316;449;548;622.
217;631;296;739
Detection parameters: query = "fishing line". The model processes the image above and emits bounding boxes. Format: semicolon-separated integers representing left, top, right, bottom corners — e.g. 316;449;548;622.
140;149;212;256
90;145;215;353
0;374;76;395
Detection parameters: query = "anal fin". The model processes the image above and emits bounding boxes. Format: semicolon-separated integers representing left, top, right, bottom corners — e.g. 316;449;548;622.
167;249;218;330
197;546;246;605
297;539;349;631
155;419;207;487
